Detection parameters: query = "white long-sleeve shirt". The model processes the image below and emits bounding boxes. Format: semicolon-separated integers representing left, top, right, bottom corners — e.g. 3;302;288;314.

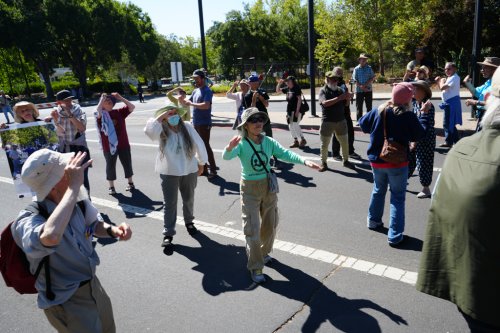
144;119;208;176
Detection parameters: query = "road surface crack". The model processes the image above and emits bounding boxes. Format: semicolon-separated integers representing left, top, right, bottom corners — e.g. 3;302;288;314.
219;197;240;219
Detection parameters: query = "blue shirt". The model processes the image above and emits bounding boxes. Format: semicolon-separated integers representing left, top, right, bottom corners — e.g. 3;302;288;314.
189;85;213;126
353;65;375;93
474;78;491;112
359;106;425;164
12;200;101;309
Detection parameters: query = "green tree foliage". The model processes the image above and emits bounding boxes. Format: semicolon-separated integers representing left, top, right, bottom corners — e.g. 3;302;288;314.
207;0;309;77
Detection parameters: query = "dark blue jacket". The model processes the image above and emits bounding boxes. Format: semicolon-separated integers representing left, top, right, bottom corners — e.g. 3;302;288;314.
359;106;425;164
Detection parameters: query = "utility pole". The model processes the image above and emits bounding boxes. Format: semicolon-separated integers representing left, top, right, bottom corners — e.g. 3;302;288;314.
307;0;317;117
197;0;208;70
471;0;483;118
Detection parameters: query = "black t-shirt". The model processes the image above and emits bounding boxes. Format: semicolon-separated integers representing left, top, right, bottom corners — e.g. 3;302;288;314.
318;85;345;122
243;89;270;113
281;85;302;114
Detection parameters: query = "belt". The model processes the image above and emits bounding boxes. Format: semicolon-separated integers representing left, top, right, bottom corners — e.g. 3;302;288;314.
79;279;91;288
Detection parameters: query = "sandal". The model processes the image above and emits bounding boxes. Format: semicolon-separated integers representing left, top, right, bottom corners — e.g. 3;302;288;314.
125;183;135;191
108;187;116;195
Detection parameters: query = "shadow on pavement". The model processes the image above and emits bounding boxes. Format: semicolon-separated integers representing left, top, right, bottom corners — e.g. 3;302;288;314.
207;175;240;196
369;227;423;252
112;189;163;218
330;166;373;183
94;212;118;247
175;233;407;332
264;259;408;332
173;233;257;293
276;162;317;188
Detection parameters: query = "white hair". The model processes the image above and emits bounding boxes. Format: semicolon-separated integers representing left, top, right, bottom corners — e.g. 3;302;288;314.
481;94;500;128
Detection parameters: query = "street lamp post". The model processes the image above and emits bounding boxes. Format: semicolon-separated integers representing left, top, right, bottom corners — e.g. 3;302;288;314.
197;0;208;70
471;0;483;118
237;57;244;79
307;0;317;117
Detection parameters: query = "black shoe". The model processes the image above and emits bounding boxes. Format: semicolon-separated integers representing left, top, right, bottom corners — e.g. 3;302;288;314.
349;152;362;159
125;183;135;191
161;236;173;247
186;224;198;236
389;235;407;248
343;160;356;170
332;155;342;161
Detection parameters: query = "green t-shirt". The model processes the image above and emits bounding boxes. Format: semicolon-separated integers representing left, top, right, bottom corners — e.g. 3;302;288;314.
222;136;305;180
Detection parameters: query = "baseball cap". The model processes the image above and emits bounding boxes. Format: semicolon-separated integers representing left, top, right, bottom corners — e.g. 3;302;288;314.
191;70;205;78
248;74;259;83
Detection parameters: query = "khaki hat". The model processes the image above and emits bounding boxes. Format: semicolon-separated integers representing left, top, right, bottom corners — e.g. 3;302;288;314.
411;80;432;100
155;103;187;119
491;67;500;97
239;79;249;86
21;149;74;201
13;101;40;121
325;68;342;79
477;57;500;68
358;53;369;60
237;107;268;129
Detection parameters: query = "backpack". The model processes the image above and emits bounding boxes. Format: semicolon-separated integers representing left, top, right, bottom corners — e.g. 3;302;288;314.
0;201;85;299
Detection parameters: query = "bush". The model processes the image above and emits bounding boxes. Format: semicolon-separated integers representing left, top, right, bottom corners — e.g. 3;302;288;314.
210;84;231;94
128;84;137;95
51;80;79;93
375;75;388;83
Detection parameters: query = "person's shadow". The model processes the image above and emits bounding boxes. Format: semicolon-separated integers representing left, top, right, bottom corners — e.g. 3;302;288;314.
112;189;164;218
264;259;408;332
174;233;407;332
276;161;317;188
207;175;240;196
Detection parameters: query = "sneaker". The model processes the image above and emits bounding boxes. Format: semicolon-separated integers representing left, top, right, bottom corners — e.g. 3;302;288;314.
439;143;452;148
108;187;116;195
289;140;299;148
332;154;342;162
263;255;272;265
349;152;361;159
125;183;135;191
417;187;431;199
367;220;383;230
299;138;307;148
319;162;328;172
343;160;356;170
161;236;173;247
250;269;266;283
186;223;198;236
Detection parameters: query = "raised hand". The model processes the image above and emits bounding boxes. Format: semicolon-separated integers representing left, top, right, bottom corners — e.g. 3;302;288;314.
227;135;241;151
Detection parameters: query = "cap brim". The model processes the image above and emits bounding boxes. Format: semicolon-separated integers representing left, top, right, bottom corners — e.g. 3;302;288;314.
36;152;74;200
237;111;268;129
477;62;499;68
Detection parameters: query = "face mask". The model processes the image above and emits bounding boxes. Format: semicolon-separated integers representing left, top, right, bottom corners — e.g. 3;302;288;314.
167;114;180;126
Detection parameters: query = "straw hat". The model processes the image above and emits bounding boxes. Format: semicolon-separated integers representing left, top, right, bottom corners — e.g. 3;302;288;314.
411;80;432;99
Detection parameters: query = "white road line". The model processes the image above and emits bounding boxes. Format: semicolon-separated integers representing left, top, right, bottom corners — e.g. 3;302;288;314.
85;139;443;172
0;176;418;285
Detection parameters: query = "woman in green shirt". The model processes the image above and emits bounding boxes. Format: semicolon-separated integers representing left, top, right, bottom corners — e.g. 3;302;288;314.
223;107;320;283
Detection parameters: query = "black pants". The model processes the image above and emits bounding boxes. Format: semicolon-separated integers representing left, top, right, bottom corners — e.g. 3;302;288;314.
459;307;500;333
332;106;355;156
67;145;91;194
103;149;133;181
356;91;373;121
194;125;217;173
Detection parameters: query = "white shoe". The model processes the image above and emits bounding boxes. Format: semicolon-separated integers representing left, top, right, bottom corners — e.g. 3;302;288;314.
251;269;266;283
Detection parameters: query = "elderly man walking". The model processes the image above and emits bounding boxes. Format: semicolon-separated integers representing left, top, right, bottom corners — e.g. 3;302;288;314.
11;149;132;332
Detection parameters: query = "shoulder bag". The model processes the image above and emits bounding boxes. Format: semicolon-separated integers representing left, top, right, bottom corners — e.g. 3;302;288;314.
245;137;279;193
379;108;408;164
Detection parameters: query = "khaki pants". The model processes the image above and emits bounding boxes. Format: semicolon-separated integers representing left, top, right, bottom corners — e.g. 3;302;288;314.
44;277;116;333
320;120;349;163
240;178;279;271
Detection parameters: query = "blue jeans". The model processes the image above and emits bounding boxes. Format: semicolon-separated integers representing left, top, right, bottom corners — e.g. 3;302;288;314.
443;103;459;145
1;105;14;123
368;166;408;244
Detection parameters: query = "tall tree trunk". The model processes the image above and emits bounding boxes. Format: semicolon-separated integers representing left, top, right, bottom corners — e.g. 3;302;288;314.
36;60;54;98
73;61;87;97
377;38;385;77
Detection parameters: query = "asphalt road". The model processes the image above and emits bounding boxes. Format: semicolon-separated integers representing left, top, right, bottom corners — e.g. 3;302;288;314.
0;97;468;332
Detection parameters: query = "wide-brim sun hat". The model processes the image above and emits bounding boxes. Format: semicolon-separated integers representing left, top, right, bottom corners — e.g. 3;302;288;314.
477;57;500;68
21;149;74;201
237;107;268;129
239;79;250;86
155;103;187;119
358;53;369;60
411;80;432;100
13;101;40;119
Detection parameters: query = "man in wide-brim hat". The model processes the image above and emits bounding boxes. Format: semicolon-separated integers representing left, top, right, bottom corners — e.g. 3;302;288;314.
463;56;500;131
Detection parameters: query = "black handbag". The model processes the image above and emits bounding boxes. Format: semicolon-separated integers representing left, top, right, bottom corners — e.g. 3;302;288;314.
300;93;309;113
245;138;279;193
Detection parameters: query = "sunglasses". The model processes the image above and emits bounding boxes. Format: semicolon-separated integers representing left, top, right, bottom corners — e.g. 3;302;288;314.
248;116;266;124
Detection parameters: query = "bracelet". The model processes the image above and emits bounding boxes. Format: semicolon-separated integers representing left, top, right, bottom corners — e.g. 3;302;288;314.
106;226;115;238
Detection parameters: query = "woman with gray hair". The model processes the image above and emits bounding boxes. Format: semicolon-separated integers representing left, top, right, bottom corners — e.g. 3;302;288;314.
417;67;500;331
223;107;320;283
144;103;208;249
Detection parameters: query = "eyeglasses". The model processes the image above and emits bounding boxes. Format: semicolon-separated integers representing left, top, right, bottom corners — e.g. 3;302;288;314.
248;117;266;124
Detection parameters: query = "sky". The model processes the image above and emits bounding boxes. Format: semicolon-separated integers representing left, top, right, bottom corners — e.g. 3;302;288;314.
119;0;250;38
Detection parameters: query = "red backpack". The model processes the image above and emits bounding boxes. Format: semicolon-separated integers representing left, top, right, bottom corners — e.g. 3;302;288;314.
0;202;53;299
